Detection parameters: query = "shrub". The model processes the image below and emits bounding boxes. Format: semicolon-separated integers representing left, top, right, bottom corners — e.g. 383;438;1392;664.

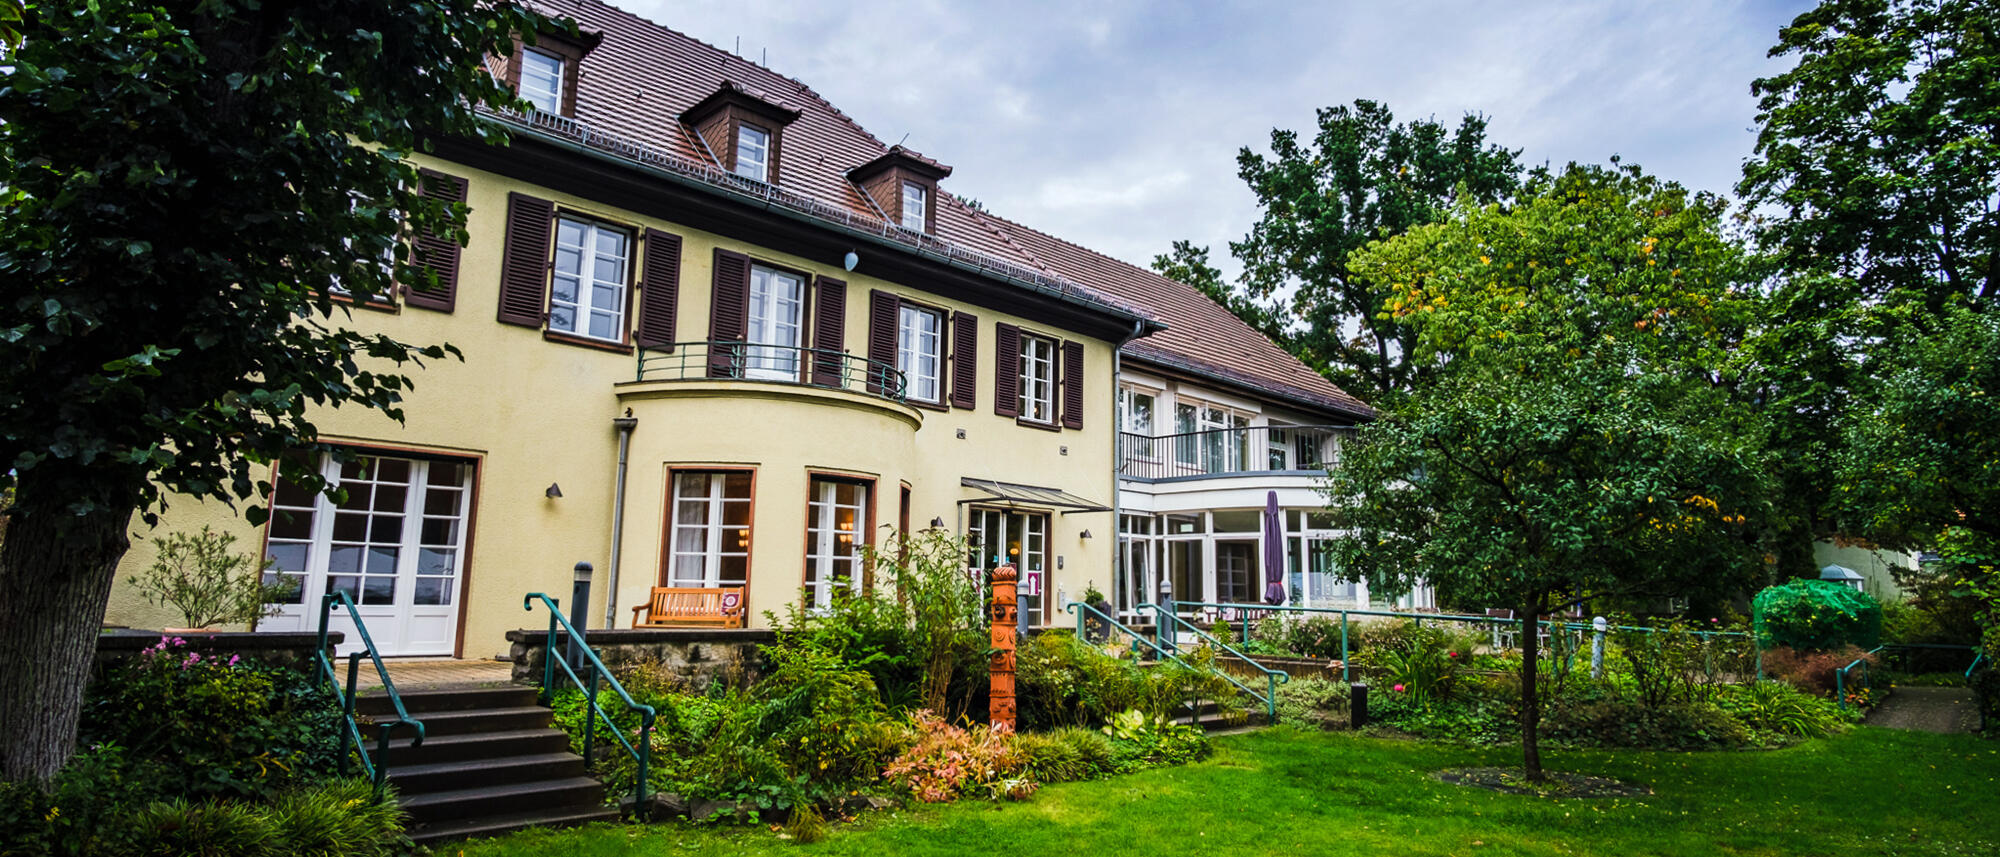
882;710;1020;803
1290;616;1357;659
1352;621;1470;707
1762;645;1877;695
128;798;278;857
0;742;156;857
1100;709;1210;771
1010;727;1115;784
1015;631;1244;730
1714;681;1846;739
1753;579;1883;652
1274;677;1348;729
79;637;344;800
127;526;288;630
1543;699;1749;750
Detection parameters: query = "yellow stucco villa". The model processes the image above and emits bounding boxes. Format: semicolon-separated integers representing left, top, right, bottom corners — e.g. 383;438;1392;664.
101;0;1385;659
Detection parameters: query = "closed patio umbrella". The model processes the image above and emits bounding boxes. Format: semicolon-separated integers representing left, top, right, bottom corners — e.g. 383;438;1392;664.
1262;490;1285;605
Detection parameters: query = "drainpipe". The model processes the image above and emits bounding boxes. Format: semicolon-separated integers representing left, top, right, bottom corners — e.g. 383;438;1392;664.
1110;319;1147;616
604;414;639;629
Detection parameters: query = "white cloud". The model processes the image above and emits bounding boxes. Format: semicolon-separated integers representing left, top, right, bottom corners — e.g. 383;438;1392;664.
621;0;1815;277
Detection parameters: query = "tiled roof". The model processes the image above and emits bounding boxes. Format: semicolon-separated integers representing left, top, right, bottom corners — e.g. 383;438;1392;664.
523;0;1370;421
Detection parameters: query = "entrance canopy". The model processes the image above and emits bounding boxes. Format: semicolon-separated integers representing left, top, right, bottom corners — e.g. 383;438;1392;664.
959;477;1110;514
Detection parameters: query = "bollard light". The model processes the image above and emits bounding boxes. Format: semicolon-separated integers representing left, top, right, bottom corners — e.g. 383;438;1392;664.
1350;682;1369;729
568;562;594;672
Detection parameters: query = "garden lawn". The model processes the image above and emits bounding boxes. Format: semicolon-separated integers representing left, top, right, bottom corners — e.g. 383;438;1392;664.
455;726;2000;857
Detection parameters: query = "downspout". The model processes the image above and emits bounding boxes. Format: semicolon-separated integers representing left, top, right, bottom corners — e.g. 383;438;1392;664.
1110;319;1148;615
604;414;638;629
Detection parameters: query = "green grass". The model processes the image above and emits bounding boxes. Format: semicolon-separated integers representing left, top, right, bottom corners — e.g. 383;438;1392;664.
454;727;2000;857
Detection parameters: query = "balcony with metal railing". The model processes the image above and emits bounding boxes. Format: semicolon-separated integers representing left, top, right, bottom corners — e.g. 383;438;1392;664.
633;341;907;403
1118;425;1355;482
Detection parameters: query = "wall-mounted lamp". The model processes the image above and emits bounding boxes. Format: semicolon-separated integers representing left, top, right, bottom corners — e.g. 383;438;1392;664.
929;516;946;529
1079;529;1093;540
545;483;563;499
842;250;859;272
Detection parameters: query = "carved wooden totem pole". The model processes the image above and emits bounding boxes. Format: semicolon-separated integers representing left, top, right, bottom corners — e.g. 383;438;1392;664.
989;564;1018;730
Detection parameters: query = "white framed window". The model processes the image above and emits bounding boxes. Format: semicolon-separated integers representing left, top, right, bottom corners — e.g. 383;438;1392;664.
734;124;771;182
1174;400;1251;473
745;264;806;380
519;49;564;114
1118;385;1156;434
1018;333;1057;423
896;304;943;403
805;477;869;611
900;181;928;231
549;216;630;342
667;471;752;588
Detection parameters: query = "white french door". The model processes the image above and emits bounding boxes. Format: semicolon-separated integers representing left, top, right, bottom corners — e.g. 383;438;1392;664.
967;507;1049;627
262;452;473;656
744;265;805;380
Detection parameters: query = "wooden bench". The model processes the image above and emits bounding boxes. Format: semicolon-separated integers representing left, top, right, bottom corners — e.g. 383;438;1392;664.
630;586;746;629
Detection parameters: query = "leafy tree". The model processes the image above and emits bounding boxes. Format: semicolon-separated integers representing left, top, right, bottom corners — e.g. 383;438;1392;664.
1740;0;2000;309
1834;304;2000;657
1329;165;1774;779
1216;100;1523;403
0;0;554;783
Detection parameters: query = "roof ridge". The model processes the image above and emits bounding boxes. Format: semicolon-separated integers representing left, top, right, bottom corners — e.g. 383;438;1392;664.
554;0;891;152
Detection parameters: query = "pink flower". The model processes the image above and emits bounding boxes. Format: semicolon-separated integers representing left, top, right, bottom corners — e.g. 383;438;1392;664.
1448;651;1459;658
227;655;241;667
1393;684;1406;693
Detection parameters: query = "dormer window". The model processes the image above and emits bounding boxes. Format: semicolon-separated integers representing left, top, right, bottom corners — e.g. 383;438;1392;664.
848;146;952;236
684;82;803;186
518;49;565;113
900;182;928;231
735;124;771;183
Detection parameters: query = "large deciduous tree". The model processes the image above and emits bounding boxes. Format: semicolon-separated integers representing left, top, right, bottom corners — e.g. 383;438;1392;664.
1205;100;1523;403
1329;165;1774;780
0;0;553;783
1739;0;1999;310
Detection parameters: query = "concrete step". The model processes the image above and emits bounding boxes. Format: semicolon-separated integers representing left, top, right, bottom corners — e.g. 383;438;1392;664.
399;776;606;824
396;705;553;737
388;752;586;794
407;804;619;846
380;727;571;767
357;686;540;717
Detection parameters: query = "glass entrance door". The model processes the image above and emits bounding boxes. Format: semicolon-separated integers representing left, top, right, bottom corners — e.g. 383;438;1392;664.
1215;541;1257;604
261;452;473;656
967;507;1049;627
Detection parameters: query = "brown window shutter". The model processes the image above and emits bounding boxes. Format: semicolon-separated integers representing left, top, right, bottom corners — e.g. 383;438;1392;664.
405;170;467;312
1061;340;1085;429
634;229;682;349
866;290;901;394
708;248;752;377
949;311;978;410
993;322;1020;417
496;192;554;327
810;276;847;387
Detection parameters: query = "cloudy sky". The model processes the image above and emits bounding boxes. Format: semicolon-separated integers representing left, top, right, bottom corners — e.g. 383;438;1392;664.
624;0;1816;279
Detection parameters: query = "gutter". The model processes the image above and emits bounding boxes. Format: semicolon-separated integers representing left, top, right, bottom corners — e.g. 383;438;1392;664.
488;115;1164;335
1109;318;1148;615
603;414;638;628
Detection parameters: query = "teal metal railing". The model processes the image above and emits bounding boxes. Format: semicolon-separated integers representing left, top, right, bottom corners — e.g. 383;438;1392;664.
1136;603;1288;723
1835;645;1888;710
635;340;907;403
314;591;424;798
524;593;658;819
1065;601;1285;722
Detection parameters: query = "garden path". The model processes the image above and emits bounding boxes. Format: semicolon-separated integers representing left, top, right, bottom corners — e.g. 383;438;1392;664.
1863;686;1980;734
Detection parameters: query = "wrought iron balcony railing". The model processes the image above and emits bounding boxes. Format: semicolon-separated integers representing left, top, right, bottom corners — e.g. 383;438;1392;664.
1118;424;1355;481
636;341;907;403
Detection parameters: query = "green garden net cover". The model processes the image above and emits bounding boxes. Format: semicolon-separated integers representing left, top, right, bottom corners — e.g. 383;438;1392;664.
1752;579;1882;651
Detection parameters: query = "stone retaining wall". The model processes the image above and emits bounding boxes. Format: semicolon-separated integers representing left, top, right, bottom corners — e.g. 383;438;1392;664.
94;627;340;671
506;627;774;689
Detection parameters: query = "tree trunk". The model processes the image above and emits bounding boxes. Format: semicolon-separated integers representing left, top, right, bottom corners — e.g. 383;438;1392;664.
1519;598;1544;782
0;506;134;785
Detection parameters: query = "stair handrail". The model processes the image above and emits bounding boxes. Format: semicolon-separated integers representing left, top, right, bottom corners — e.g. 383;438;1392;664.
523;593;658;820
314;590;425;798
1137;603;1286;723
1835;644;1887;710
1065;600;1179;662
